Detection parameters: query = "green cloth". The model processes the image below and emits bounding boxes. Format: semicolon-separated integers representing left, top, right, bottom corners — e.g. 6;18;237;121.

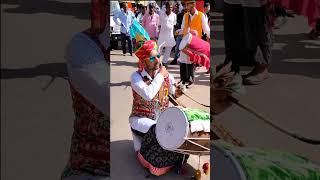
212;141;320;180
183;108;210;122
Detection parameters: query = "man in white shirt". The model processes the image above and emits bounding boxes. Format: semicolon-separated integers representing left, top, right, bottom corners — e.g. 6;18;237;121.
178;0;210;88
129;40;183;152
158;1;177;67
113;2;136;56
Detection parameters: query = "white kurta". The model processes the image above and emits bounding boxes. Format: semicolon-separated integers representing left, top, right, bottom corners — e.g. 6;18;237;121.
158;12;177;47
129;69;176;151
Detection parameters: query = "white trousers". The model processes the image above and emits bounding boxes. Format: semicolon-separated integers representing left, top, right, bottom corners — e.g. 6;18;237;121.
160;46;173;64
129;116;156;152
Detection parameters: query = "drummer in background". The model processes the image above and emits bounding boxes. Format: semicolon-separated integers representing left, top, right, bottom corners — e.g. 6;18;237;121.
142;3;160;40
178;0;210;88
158;1;177;67
113;2;135;56
129;37;188;176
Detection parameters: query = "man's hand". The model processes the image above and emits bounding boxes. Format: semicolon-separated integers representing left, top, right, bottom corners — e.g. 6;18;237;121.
159;67;169;78
175;88;183;98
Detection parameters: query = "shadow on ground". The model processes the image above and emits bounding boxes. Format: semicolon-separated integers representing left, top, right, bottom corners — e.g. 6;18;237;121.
1;62;68;79
1;0;90;20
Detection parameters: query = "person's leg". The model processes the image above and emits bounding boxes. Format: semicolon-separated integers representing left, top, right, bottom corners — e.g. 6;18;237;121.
162;46;173;65
224;2;243;73
121;33;127;55
127;35;133;55
129;116;156;151
244;6;273;84
186;63;194;88
172;35;182;64
179;63;187;84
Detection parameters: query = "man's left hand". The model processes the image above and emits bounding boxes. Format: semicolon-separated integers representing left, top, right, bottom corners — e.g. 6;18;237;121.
175;88;183;98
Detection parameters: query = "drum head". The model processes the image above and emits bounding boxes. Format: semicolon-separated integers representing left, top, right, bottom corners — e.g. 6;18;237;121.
156;107;189;150
179;33;192;51
211;143;246;180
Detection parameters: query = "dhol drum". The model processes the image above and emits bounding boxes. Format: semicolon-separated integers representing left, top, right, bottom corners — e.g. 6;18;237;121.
179;33;210;70
156;107;210;155
211;140;320;180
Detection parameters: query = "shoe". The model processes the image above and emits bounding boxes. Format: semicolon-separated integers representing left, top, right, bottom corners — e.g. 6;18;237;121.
123;54;126;56
171;58;178;65
186;82;194;89
243;69;270;85
308;29;319;40
130;53;133;56
205;68;211;74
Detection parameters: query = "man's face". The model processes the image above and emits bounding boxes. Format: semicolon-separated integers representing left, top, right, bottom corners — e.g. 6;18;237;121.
132;6;137;12
123;4;128;12
149;5;155;14
144;50;161;71
166;4;173;14
186;2;195;12
142;6;146;14
205;5;210;13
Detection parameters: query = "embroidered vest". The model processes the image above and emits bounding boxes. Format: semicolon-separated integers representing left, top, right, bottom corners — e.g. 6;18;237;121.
131;72;170;120
183;11;203;38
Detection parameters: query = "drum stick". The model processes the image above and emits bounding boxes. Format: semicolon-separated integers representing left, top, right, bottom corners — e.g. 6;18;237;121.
169;94;244;146
229;96;320;145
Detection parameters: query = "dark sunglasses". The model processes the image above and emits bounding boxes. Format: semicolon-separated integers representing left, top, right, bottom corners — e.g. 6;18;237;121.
149;54;161;62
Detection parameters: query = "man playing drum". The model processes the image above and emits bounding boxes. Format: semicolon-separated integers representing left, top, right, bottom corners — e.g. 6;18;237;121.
129;38;188;176
178;0;210;88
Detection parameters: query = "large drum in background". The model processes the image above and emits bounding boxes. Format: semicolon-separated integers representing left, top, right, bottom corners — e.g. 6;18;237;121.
156;107;210;155
179;33;210;70
211;140;320;180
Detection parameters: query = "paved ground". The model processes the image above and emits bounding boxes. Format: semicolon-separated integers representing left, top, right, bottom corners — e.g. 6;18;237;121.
212;12;320;163
110;50;210;179
1;1;90;180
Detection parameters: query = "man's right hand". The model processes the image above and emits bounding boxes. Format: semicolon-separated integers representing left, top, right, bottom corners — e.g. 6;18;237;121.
159;67;168;78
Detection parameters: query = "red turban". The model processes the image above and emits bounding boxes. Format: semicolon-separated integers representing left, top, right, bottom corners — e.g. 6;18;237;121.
134;40;158;71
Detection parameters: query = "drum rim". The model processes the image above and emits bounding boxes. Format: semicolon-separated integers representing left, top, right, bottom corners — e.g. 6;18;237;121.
212;143;247;180
179;33;192;51
156;106;189;150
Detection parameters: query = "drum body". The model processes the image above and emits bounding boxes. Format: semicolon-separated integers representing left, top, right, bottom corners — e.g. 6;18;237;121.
156;107;210;155
178;33;210;69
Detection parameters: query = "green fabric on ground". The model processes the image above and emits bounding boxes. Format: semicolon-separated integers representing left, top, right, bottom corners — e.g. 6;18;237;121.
213;141;320;180
183;108;210;122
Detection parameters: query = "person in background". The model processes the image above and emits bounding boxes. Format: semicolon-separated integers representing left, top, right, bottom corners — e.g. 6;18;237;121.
178;0;210;88
142;3;160;40
171;1;186;65
113;2;135;56
202;2;211;41
137;5;147;24
158;1;177;67
223;0;273;85
308;19;320;39
131;3;138;17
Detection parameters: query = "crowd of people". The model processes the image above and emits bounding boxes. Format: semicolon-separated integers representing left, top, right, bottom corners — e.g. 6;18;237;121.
113;1;211;89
